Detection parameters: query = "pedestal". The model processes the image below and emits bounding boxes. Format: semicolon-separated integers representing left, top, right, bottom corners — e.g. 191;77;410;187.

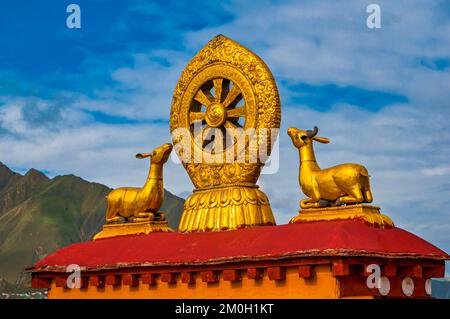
93;219;173;240
290;204;394;228
179;186;275;232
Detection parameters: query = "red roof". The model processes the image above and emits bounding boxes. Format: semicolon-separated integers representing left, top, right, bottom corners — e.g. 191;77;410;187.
32;220;449;272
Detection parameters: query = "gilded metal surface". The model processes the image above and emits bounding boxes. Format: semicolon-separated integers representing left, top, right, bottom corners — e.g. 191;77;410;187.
170;35;280;232
290;204;394;228
288;127;373;209
93;219;173;241
180;186;274;232
105;143;173;223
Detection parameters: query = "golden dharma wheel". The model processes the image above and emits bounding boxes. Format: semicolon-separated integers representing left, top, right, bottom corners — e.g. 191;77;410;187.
185;66;256;162
170;35;281;232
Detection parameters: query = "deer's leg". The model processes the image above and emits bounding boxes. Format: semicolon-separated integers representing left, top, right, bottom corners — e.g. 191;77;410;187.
363;189;373;203
300;189;321;209
300;179;321;209
133;212;155;222
300;198;321;209
106;216;121;223
106;206;121;223
337;184;364;204
361;177;373;203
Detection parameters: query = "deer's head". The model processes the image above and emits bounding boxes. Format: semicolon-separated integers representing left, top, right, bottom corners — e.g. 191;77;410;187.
136;143;173;164
287;126;330;149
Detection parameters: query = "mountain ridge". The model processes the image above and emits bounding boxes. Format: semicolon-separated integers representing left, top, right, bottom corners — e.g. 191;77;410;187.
0;162;184;289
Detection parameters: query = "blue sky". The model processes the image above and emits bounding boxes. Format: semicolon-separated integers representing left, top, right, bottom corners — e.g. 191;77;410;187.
0;1;449;272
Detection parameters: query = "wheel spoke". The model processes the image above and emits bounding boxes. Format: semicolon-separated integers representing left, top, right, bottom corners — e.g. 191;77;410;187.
222;85;242;108
227;106;245;118
194;89;214;107
189;112;205;124
213;79;223;103
224;121;237;129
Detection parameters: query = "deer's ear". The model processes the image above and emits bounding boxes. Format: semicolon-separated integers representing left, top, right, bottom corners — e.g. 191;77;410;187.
136;153;152;159
313;136;330;144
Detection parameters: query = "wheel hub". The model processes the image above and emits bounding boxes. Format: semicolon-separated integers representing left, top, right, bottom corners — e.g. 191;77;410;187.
205;103;227;128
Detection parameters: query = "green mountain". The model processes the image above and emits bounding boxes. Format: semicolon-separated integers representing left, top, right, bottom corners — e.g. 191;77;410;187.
0;162;184;290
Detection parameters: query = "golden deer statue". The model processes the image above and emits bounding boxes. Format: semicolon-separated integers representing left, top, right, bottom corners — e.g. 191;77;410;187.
106;143;173;223
287;127;373;209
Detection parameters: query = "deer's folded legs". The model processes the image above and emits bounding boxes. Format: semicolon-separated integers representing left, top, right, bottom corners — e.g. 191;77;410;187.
300;198;321;209
132;212;155;222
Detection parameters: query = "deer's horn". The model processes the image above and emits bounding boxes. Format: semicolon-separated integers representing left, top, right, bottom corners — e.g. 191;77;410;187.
306;126;318;138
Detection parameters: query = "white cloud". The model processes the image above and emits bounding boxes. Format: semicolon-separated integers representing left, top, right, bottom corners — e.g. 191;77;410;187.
422;166;450;177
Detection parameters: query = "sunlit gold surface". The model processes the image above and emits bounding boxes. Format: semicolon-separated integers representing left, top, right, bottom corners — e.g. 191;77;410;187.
288;127;373;210
93;218;173;241
93;143;173;239
180;186;275;231
290;204;394;228
170;35;281;232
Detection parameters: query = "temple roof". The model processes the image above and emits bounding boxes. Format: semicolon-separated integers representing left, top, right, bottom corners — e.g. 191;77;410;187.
31;220;449;273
